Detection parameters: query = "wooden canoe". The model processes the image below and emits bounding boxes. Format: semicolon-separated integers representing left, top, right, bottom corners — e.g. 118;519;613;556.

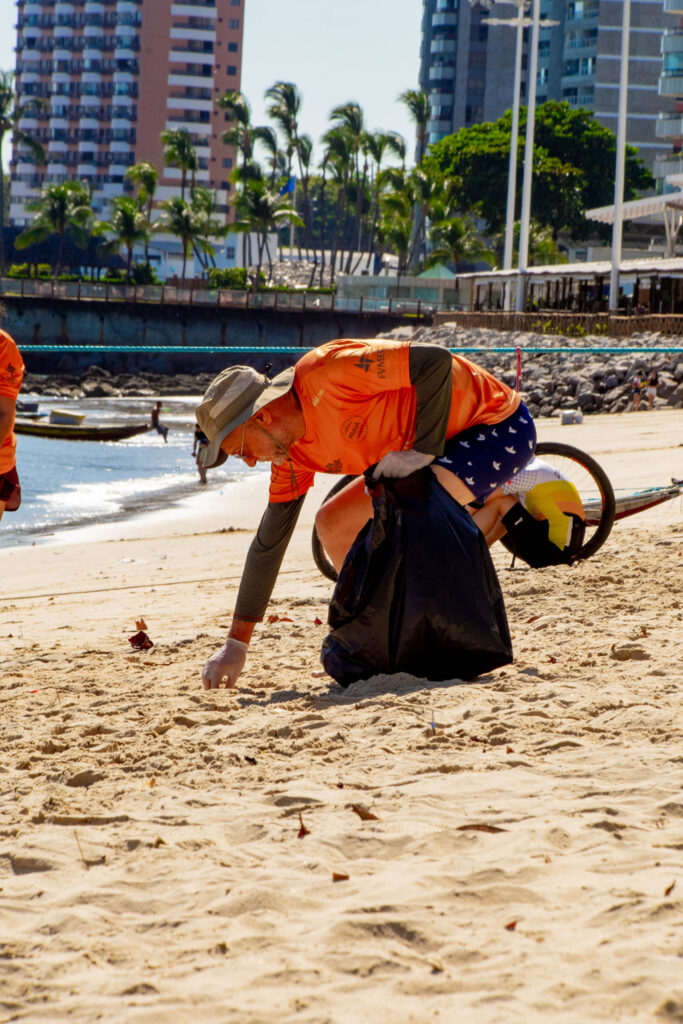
14;418;151;441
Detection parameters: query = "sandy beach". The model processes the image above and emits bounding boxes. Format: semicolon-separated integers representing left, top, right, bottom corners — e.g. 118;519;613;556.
1;409;682;1023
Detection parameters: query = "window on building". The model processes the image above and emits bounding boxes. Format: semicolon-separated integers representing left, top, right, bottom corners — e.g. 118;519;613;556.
222;157;233;168
227;246;236;258
227;65;237;75
228;42;238;51
228;19;240;29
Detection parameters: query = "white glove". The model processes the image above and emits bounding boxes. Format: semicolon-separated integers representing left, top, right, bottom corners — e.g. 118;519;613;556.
373;449;435;480
202;638;248;689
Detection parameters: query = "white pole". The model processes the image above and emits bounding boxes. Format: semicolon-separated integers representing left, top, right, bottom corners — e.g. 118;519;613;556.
515;0;541;313
504;0;525;311
609;0;631;312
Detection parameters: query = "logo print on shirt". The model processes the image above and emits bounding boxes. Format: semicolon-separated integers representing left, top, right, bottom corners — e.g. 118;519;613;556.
325;459;343;473
354;355;374;373
341;415;368;443
1;362;19;386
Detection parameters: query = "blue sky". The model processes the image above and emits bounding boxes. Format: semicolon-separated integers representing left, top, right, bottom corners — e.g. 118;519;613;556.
0;0;423;168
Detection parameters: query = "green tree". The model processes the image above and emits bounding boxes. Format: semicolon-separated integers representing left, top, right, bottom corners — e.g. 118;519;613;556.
107;196;148;281
125;161;158;265
427;208;495;273
15;180;92;278
156;196;214;283
0;70;45;276
160;128;198;201
424;100;653;241
399;89;430;265
234;177;301;287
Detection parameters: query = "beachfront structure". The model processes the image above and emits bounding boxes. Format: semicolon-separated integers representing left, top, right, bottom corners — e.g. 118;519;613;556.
420;0;678;172
10;0;245;225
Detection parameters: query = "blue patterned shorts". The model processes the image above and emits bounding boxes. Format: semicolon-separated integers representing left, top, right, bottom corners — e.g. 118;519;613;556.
433;402;536;502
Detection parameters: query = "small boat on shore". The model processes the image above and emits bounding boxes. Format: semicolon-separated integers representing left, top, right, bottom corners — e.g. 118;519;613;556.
14;418;151;442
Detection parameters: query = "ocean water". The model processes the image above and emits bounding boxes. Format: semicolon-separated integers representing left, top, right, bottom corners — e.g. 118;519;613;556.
1;396;252;547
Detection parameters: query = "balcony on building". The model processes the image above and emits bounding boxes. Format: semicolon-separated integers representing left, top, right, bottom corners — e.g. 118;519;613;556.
655;152;683;177
432;11;458;27
656;113;683;138
663;0;683;13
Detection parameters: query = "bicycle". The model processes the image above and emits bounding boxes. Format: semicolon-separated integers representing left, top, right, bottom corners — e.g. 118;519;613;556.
311;441;617;582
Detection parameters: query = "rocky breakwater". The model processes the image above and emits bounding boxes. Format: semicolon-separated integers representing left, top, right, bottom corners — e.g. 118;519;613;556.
21;364;218;401
381;324;683;416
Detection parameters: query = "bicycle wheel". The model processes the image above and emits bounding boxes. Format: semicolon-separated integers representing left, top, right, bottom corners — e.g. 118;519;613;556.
500;441;616;561
311;474;358;581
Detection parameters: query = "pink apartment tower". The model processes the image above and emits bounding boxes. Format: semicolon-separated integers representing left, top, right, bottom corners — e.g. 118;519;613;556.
10;0;245;225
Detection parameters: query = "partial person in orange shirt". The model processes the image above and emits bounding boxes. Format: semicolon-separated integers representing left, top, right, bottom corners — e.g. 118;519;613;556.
195;338;536;689
0;326;24;524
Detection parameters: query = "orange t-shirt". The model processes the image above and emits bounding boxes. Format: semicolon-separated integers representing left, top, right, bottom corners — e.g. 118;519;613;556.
0;329;24;474
269;338;520;502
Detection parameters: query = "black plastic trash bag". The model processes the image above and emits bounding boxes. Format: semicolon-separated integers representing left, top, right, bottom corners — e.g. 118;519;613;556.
321;469;513;687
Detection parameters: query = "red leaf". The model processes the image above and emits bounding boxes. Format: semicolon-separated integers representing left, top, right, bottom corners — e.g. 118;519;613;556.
526;615;540;624
549;656;557;664
332;872;349;882
135;617;147;631
279;616;293;622
297;812;310;838
267;614;279;624
128;630;153;650
505;920;517;931
506;746;514;754
314;617;323;626
664;880;676;897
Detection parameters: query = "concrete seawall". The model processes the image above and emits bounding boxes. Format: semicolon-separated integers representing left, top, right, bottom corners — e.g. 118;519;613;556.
3;295;420;375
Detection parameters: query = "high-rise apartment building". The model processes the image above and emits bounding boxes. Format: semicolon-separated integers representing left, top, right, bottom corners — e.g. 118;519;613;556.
420;0;678;172
10;0;245;226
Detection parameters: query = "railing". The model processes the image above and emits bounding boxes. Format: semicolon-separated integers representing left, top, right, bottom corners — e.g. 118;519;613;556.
0;277;448;320
432;309;683;338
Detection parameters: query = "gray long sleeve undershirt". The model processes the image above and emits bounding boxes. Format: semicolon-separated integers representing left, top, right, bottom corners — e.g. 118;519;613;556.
233;342;453;621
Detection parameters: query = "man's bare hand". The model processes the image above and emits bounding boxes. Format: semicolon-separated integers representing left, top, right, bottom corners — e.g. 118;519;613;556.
202;638;248;689
373;449;434;479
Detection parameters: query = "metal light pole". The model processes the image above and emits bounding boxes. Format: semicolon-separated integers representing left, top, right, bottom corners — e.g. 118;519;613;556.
483;3;530;311
515;0;541;312
609;0;631;312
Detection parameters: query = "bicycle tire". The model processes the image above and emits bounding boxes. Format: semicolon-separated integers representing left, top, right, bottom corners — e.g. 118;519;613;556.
312;442;616;579
499;441;616;562
311;474;358;582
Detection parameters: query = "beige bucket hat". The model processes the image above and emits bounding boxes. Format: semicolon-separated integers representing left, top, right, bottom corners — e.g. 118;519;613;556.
196;364;295;468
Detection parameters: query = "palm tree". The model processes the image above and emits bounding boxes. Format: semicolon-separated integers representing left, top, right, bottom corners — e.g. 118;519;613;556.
427;213;495;273
234;178;301;287
265;82;304;256
156;195;214;284
321;123;354;284
399;89;431;267
15;180;92;279
0;70;45;276
188;185;225;271
362;132;392;272
329;102;365;273
107;196;149;281
160;128;198;200
398;89;430;163
125;161;158;265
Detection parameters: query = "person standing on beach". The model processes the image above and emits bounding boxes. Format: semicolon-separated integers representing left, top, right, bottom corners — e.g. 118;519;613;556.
646;369;658;411
0;327;25;524
195;338;536;689
632;372;643;412
192;423;208;484
150;401;169;442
